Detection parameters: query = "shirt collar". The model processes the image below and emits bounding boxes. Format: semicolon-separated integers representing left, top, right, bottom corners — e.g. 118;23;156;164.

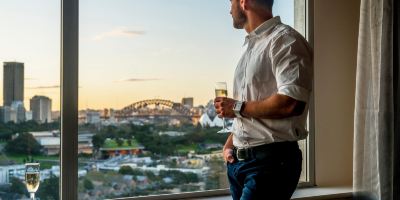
243;16;281;46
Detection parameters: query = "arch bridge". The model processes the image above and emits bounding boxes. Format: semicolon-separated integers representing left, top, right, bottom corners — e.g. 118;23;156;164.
120;99;191;116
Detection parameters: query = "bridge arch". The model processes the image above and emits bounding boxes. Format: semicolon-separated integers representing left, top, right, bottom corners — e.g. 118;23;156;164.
120;99;191;116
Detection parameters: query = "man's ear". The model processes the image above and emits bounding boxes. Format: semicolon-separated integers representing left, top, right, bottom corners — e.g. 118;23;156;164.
240;0;249;10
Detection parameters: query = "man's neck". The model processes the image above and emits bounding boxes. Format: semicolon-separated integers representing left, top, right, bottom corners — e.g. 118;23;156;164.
244;14;273;34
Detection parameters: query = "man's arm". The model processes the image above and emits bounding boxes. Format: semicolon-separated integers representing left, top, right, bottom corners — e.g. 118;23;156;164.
223;133;235;163
241;94;306;119
214;94;306;120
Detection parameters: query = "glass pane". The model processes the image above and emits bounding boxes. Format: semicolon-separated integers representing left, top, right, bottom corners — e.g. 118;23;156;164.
0;1;60;199
79;0;308;199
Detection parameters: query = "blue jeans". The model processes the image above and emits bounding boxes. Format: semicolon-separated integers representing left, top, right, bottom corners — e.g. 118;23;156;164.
227;142;302;200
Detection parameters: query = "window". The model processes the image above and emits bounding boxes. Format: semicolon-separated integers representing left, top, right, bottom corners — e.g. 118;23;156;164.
0;0;313;199
74;0;313;200
0;1;60;199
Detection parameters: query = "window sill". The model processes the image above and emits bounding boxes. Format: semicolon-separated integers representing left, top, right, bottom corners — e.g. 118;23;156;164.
292;187;353;200
187;187;353;200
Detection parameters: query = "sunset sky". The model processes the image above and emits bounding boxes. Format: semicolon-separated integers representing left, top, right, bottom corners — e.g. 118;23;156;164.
0;0;294;110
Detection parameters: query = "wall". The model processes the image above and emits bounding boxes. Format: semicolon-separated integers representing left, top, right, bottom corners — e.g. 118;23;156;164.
313;0;361;186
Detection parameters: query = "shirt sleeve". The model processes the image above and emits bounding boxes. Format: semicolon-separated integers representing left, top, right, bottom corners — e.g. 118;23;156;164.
270;30;313;102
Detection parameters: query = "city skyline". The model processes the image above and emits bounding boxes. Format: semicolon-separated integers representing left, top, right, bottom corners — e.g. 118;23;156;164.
3;62;24;107
0;0;294;110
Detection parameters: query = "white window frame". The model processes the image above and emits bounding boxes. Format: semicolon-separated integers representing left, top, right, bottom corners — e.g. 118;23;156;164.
59;0;314;199
298;0;315;188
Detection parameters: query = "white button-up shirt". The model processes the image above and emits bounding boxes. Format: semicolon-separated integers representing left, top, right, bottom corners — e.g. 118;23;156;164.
232;16;313;148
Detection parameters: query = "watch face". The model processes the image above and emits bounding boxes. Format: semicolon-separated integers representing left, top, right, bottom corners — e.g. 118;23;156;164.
234;101;243;117
234;102;238;110
234;101;242;111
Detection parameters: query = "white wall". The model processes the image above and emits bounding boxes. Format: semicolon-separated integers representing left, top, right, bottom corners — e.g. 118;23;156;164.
314;0;361;186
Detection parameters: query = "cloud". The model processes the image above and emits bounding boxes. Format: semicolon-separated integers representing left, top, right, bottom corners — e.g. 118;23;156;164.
116;78;161;83
27;85;84;89
93;27;145;41
27;85;59;89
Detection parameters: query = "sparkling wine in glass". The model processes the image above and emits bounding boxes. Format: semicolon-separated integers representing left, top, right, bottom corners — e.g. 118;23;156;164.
25;163;40;200
215;82;231;134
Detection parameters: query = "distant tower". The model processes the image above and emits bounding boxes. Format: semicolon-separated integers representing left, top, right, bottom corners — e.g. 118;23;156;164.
0;106;16;123
30;96;52;123
181;97;194;109
3;62;24;106
11;101;26;123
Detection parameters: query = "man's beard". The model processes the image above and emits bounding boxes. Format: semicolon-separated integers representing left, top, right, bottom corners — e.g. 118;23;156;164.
233;7;247;29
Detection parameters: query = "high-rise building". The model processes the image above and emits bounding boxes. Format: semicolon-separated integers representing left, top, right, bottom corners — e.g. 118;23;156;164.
3;62;24;107
181;97;194;109
25;111;33;121
0;106;17;123
86;111;101;124
11;101;25;123
0;106;8;123
30;96;52;123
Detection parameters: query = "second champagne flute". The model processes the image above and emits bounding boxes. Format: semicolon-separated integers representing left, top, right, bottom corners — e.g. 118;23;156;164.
25;163;40;200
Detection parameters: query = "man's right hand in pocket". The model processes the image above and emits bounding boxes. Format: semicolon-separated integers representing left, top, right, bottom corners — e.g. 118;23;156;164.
224;148;235;163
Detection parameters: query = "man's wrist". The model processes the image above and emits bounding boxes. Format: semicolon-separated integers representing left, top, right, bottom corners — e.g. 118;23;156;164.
239;101;246;117
233;101;245;118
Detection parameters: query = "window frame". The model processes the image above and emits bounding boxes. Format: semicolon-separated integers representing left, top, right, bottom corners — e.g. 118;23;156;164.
61;0;79;199
298;0;315;188
59;0;314;199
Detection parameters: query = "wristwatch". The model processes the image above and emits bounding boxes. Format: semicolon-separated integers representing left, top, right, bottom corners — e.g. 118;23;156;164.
233;101;245;118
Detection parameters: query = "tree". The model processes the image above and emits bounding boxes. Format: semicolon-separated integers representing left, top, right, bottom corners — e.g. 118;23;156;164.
9;177;27;196
185;172;199;183
92;134;105;151
5;133;43;155
36;175;59;200
119;166;134;175
144;170;159;182
0;128;13;140
159;170;199;184
116;138;124;147
83;179;94;191
118;166;143;177
0;121;60;141
127;139;132;146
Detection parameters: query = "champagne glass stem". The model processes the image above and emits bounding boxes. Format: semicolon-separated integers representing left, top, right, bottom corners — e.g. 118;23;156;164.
222;117;226;129
30;192;35;200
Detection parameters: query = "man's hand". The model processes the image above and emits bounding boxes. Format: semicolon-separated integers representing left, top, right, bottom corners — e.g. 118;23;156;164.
214;97;236;118
223;134;235;164
223;148;235;163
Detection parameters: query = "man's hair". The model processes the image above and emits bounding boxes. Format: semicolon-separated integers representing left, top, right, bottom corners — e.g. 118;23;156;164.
253;0;274;10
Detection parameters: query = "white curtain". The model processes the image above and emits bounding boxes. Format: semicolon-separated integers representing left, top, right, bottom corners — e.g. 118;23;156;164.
353;0;394;199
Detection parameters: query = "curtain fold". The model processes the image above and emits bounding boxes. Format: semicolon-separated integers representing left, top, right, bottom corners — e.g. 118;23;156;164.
353;0;395;200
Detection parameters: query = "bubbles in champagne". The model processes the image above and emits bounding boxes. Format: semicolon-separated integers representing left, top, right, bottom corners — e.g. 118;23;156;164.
215;89;228;97
25;172;40;193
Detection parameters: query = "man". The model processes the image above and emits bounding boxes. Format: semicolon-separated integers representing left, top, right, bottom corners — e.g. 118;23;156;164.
214;0;313;199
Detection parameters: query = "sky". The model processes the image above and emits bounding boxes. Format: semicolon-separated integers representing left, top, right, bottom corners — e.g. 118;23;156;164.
0;0;295;110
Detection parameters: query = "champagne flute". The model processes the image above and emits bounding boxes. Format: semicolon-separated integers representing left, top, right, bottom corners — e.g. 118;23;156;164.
25;163;40;200
215;82;231;134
